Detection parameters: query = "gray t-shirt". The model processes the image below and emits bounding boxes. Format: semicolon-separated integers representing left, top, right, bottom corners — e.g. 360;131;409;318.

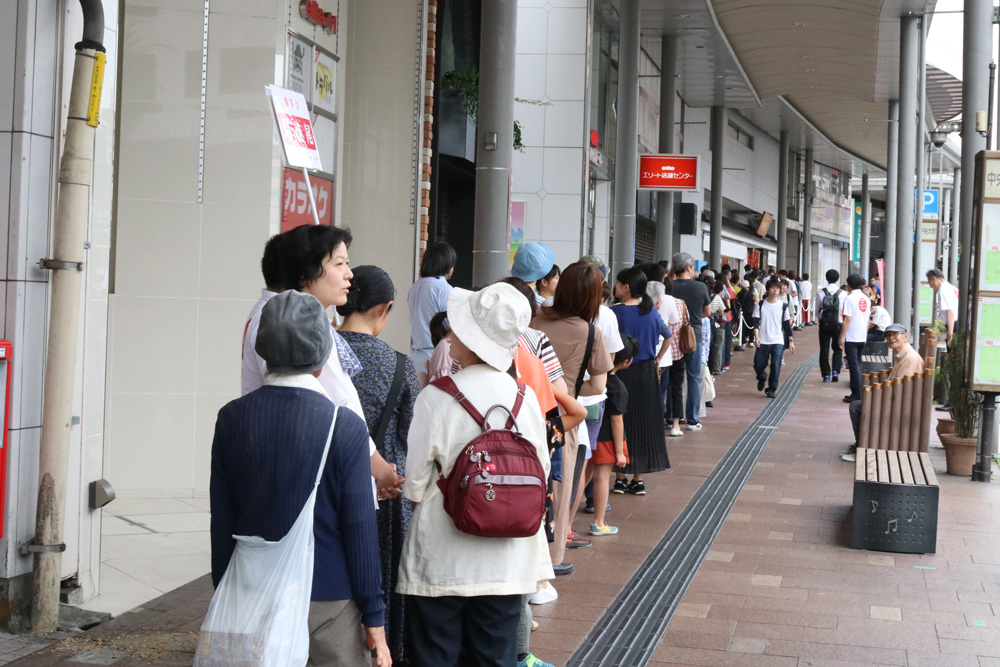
671;279;711;333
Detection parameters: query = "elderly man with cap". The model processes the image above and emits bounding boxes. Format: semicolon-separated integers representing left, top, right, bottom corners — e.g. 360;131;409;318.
210;290;391;666
842;322;926;462
511;242;555;305
398;283;553;666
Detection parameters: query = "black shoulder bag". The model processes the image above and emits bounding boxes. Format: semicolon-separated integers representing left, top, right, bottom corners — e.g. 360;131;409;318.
373;352;407;450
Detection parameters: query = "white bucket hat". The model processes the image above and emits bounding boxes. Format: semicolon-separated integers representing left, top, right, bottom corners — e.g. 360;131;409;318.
447;283;530;372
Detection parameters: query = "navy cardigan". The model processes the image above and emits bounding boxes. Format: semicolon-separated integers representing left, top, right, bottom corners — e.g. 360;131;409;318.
210;385;385;627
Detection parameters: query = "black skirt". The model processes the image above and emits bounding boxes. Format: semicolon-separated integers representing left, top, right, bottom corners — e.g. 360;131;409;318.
615;358;670;474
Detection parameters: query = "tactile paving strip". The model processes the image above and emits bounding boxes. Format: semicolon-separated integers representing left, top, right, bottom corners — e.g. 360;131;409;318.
566;357;818;666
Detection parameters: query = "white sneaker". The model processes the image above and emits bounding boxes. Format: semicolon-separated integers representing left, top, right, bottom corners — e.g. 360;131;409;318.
669;428;684;437
529;582;558;605
686;423;703;431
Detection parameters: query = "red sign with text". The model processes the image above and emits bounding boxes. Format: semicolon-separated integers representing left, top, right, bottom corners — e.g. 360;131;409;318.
638;154;699;191
281;168;334;231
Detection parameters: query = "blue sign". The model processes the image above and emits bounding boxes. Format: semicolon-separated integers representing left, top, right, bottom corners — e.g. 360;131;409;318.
922;189;940;220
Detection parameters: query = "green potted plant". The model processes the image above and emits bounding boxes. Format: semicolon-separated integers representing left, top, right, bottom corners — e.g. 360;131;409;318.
938;332;981;475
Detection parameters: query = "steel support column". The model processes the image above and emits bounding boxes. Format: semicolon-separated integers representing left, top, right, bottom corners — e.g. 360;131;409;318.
802;149;813;276
655;36;678;263
894;15;918;326
885;100;899;312
959;0;991;330
912;15;928;335
777;131;789;270
471;0;518;286
949;168;960;283
611;0;640;278
861;172;871;278
709;106;725;269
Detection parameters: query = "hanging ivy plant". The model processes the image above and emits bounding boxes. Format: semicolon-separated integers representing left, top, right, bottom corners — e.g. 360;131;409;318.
441;63;550;152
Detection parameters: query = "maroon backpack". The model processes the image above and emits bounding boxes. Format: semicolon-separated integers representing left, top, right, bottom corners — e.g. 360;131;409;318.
430;376;547;538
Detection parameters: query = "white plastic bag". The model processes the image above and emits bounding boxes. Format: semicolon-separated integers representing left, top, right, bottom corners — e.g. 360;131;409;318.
195;409;338;666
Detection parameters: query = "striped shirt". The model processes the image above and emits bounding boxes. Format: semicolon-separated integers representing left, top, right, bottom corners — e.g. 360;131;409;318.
519;328;564;382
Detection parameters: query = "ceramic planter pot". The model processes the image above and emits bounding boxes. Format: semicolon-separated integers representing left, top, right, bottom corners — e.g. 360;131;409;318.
935;418;955;439
938;432;978;476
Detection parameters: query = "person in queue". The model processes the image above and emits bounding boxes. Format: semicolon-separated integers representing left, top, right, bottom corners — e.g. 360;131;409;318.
397;283;553;665
281;224;403;500
407;242;456;386
337;265;421;664
211;290;390;665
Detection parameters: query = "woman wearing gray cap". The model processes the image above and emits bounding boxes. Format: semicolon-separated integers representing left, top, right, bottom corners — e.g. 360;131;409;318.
398;283;553;665
210;290;391;666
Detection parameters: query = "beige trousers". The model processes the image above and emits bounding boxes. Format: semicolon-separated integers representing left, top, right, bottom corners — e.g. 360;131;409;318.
307;599;369;666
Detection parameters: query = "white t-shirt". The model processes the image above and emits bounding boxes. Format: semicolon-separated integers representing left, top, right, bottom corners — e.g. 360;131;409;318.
753;299;788;346
800;281;813;302
841;290;872;343
936;280;959;322
596;304;624;354
870;306;891;332
656;297;681;368
240;289;277;396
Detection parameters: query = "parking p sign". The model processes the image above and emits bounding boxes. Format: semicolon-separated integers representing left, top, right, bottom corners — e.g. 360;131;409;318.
922;189;940;220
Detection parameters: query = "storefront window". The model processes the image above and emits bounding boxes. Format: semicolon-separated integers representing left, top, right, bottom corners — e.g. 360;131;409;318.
590;4;619;163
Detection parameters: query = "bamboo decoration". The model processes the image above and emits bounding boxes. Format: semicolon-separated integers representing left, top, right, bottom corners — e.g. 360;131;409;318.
879;379;894;450
888;379;902;451
860;384;874;448
899;375;913;452
917;369;934;453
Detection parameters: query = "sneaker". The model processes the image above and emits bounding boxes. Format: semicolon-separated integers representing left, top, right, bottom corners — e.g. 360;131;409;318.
529;582;558;605
687;422;703;431
822;376;831;383
552;563;574;576
626;480;646;495
843;394;859;403
832;372;839;382
612;479;628;494
669;427;684;437
757;378;766;392
765;389;776;398
723;365;731;370
582;502;595;514
706;401;714;408
589;523;619;536
840;444;858;463
566;530;592;549
518;654;555;667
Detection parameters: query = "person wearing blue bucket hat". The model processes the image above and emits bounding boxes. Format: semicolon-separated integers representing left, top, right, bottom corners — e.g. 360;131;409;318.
511;242;555;292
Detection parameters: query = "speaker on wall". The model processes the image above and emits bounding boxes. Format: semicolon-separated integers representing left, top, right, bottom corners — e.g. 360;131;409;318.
675;202;698;236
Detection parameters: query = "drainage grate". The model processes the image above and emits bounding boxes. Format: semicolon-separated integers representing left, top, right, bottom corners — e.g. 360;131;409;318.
567;357;818;666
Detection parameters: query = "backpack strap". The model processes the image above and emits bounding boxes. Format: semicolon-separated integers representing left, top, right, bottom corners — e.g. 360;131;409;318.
574;323;595;398
372;352;406;450
431;376;525;430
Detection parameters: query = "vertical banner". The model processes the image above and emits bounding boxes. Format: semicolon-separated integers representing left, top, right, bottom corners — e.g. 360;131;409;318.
509;201;525;263
852;201;862;264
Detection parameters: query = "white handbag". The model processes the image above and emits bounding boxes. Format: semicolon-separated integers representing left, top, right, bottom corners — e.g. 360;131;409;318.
194;408;338;667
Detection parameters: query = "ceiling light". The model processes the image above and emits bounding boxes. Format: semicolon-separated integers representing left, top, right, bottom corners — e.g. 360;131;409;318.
789;22;805;27
716;75;725;78
801;55;812;60
805;68;815;72
675;13;690;18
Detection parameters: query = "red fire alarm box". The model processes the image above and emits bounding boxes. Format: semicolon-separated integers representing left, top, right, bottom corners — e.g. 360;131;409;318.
0;341;11;539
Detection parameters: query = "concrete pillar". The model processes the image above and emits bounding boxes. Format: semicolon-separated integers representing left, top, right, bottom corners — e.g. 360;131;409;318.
949;168;960;284
610;0;640;279
471;0;518;286
861;172;871;278
802;149;813;277
709;106;725;269
885;100;899;312
777;131;789;270
893;15;918;326
655;36;678;263
959;0;991;330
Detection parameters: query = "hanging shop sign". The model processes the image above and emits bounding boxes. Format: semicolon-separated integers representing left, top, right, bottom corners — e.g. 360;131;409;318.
282;168;334;231
756;211;774;238
286;33;312;97
300;0;337;34
637;154;699;191
852;202;862;263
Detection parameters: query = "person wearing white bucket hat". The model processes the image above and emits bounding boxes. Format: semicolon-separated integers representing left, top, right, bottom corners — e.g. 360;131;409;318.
398;283;553;666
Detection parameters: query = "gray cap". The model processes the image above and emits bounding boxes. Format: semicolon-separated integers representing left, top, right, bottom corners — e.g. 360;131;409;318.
884;323;908;334
255;290;333;375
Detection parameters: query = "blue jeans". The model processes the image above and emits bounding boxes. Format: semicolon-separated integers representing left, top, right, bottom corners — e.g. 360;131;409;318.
753;344;785;391
684;335;703;424
844;341;865;398
723;320;733;367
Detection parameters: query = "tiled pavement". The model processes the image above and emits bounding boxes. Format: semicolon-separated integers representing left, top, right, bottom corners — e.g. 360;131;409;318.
9;334;1000;666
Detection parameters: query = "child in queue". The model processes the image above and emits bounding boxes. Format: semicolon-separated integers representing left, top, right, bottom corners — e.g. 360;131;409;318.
590;334;639;535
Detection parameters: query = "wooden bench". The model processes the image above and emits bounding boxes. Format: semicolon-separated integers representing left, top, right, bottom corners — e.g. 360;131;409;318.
851;447;939;554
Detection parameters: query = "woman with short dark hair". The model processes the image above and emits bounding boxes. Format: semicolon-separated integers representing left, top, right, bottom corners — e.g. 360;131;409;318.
338;266;420;665
407;242;457;386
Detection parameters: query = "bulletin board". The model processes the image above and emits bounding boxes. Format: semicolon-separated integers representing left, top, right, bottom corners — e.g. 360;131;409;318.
967;152;1000;391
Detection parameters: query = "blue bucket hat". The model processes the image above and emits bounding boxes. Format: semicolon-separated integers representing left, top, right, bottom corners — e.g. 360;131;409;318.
511;242;555;283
